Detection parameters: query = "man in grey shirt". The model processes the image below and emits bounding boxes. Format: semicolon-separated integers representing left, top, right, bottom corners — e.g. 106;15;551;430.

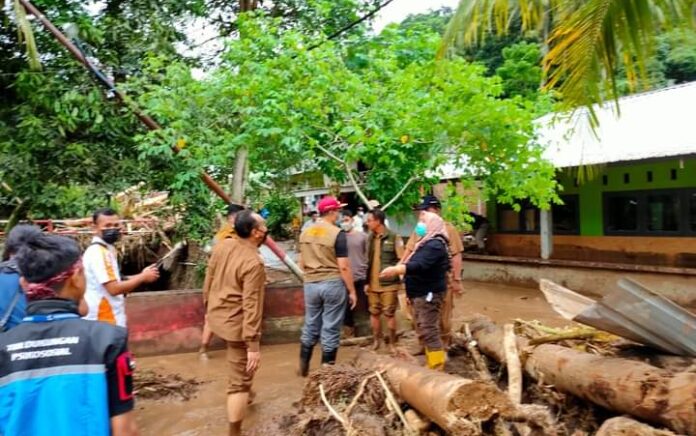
341;211;367;337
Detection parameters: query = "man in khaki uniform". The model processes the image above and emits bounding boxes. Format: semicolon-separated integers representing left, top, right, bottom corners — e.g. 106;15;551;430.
402;195;463;351
203;210;268;436
298;196;357;376
200;203;246;359
365;208;404;351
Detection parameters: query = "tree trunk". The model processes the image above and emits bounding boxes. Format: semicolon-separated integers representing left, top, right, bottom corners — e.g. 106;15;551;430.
230;0;257;203
230;146;248;204
596;416;676;436
468;315;696;435
355;351;516;434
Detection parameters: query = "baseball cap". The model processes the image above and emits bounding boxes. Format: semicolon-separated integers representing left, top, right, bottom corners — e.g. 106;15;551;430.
367;199;381;210
318;196;347;214
414;195;442;210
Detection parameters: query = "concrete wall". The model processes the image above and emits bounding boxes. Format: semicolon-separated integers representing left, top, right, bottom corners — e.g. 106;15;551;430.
126;285;309;356
462;258;696;311
489;234;696;267
126;284;370;356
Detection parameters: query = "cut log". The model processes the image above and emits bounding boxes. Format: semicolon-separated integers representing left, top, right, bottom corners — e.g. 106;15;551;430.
355;351;516;434
468;315;696;435
596;416;676;436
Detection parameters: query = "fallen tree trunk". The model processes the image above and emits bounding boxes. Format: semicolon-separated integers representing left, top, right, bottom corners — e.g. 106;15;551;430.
355;351;516;434
468;315;696;435
596;416;676;436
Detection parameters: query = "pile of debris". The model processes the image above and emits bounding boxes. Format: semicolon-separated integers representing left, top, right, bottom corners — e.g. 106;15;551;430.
134;369;203;401
249;365;403;435
252;278;696;435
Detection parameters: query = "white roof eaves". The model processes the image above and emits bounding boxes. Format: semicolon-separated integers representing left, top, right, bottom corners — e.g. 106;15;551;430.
537;81;696;168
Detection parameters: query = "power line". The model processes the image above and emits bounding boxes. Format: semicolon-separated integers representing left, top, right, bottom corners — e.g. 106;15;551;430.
2;0;401;77
307;0;398;51
191;0;399;53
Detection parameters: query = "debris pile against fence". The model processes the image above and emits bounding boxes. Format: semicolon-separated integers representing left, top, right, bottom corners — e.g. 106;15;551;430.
134;369;203;401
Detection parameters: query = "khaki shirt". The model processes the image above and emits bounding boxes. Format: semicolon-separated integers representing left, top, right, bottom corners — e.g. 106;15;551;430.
405;221;463;256
203;238;266;352
368;231;404;292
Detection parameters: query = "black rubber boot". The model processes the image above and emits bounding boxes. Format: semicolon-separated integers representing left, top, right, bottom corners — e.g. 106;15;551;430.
299;343;314;377
321;349;337;366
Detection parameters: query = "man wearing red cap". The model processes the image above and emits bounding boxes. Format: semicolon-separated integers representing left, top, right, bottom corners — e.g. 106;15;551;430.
298;196;357;376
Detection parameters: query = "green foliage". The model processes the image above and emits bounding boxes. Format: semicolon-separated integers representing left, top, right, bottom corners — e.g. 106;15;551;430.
203;0;383;40
1;0;203;220
2;0;381;225
131;12;557;226
441;0;696;117
258;192;298;239
660;29;696;83
495;42;542;99
3;2;561;239
440;182;474;231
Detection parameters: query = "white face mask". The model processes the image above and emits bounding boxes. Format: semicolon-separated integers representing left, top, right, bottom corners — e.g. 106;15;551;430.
340;222;353;232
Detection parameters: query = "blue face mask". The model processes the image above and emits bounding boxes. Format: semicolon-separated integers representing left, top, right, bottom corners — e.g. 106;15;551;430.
415;222;427;238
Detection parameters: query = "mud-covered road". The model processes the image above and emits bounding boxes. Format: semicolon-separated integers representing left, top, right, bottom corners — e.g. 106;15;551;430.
135;280;566;435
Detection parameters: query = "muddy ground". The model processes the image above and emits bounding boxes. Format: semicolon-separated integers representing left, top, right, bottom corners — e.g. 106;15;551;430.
134;280;568;435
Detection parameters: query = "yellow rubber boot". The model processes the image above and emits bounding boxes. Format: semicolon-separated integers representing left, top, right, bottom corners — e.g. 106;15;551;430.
425;348;446;371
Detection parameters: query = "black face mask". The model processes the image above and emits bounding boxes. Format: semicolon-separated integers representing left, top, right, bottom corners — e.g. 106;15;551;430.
102;228;121;245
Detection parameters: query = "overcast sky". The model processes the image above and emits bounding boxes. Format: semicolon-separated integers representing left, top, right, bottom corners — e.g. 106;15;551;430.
371;0;460;32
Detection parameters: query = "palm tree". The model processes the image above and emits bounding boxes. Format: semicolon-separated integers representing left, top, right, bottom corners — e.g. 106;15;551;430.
440;0;696;117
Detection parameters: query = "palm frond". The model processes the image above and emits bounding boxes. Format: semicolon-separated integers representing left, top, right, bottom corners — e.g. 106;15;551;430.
438;0;567;58
543;0;692;116
13;0;42;71
440;0;695;117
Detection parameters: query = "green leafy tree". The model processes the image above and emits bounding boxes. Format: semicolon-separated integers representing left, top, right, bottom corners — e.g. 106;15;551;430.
2;0;382;229
1;0;206;223
659;28;696;83
495;42;543;99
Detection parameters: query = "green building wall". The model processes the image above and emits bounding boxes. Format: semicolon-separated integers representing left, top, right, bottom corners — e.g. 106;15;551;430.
557;157;696;236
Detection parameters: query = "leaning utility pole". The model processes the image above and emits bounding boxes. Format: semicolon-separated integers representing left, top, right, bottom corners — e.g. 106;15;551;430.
16;0;303;279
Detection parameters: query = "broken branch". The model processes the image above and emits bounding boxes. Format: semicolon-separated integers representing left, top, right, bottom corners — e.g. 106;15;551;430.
375;371;416;436
319;384;348;428
503;324;522;404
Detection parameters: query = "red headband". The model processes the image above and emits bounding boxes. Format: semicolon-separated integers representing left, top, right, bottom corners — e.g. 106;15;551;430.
24;259;83;301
